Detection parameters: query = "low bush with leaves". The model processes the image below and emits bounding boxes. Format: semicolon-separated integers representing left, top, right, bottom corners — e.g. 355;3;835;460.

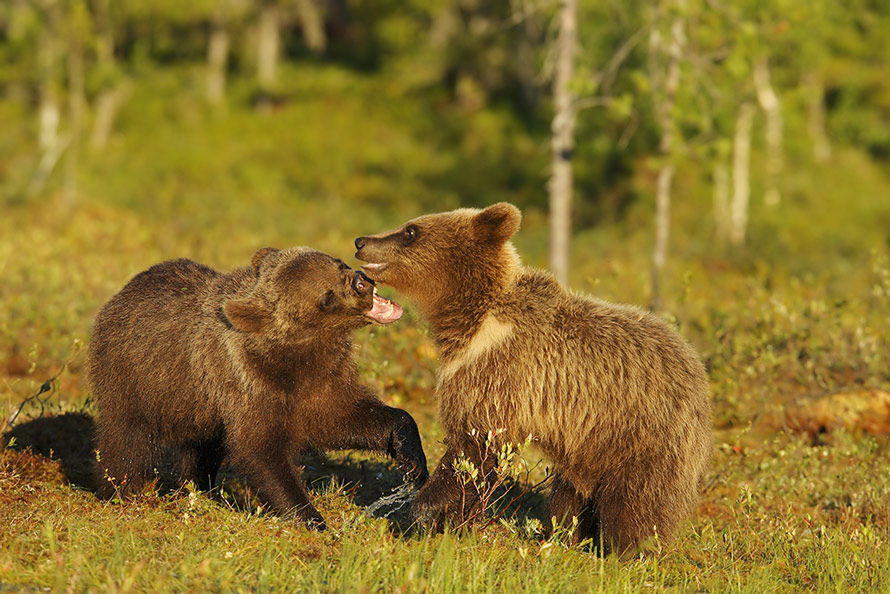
450;430;546;532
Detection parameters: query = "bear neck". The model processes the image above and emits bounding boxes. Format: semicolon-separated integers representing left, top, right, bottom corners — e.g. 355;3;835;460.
240;334;351;394
425;244;521;359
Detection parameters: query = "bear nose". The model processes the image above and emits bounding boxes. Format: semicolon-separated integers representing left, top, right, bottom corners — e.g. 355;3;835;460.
354;237;366;250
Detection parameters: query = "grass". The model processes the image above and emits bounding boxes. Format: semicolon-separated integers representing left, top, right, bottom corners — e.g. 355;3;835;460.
2;429;888;592
2;61;890;591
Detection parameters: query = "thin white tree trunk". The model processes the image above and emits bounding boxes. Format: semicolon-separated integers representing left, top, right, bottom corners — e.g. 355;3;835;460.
92;0;113;65
28;136;69;196
730;103;756;247
295;0;326;54
804;71;831;163
548;0;577;287
753;56;782;207
38;89;61;154
649;1;685;310
90;88;122;149
713;160;730;240
63;32;84;209
652;162;674;298
29;0;66;196
89;0;124;151
207;16;231;104
257;3;280;89
37;5;60;154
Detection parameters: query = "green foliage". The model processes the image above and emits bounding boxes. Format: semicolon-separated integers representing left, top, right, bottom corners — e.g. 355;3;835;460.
450;431;540;531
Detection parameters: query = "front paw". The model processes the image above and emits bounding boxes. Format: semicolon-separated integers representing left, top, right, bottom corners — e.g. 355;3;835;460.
390;417;429;487
396;454;429;487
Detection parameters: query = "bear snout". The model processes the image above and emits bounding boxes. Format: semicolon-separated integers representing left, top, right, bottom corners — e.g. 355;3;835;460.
354;236;367;250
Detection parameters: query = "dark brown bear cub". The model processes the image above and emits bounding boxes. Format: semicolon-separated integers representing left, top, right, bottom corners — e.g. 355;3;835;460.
88;246;427;528
355;203;712;554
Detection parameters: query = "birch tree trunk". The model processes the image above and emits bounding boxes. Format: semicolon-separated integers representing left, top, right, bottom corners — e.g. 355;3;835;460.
648;0;685;311
548;0;577;287
753;56;783;207
730;103;756;247
90;90;123;149
90;0;122;150
63;31;85;209
257;2;280;89
30;8;66;197
804;71;831;163
713;160;730;240
37;12;61;154
207;14;231;104
295;0;326;54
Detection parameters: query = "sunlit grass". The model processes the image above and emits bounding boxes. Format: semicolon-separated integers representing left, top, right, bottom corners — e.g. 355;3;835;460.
3;189;889;591
2;429;888;592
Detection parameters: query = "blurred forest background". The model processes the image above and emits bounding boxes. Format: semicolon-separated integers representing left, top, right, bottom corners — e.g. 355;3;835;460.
2;0;890;590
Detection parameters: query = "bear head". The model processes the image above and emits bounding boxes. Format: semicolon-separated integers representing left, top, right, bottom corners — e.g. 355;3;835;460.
223;247;403;339
353;202;522;314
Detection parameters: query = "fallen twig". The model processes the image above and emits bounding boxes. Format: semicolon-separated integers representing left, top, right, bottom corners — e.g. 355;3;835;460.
2;342;83;433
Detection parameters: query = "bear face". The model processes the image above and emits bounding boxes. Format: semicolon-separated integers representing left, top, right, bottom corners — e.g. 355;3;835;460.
224;247;403;338
354;203;521;313
88;245;428;524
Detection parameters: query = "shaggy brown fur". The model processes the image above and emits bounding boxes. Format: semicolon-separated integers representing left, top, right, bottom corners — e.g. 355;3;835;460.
88;247;427;529
355;203;712;554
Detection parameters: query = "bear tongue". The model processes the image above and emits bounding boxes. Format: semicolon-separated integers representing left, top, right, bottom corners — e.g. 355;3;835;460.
365;292;403;325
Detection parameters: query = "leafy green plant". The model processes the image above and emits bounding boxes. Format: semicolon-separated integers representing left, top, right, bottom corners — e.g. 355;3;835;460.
450;430;546;531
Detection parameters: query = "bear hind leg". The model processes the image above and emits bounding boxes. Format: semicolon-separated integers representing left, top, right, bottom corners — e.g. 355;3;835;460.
546;473;600;548
597;480;683;557
95;423;159;499
194;437;226;491
177;435;226;492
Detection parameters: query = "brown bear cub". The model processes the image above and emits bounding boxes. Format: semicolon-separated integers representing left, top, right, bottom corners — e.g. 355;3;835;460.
88;247;427;529
355;203;712;554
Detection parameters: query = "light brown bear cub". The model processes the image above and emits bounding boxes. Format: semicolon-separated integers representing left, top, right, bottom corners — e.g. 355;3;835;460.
355;203;712;554
88;247;427;529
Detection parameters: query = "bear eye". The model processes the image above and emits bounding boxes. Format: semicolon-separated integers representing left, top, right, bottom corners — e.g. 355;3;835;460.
319;290;336;311
403;225;418;245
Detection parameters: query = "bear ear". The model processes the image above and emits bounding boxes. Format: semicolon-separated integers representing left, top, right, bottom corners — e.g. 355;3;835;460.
250;247;280;276
474;202;521;244
223;298;271;333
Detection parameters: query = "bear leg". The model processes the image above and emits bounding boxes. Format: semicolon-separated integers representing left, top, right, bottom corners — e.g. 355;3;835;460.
230;440;326;529
306;398;428;487
95;422;159;499
596;478;681;556
409;439;493;530
176;435;226;492
546;473;600;547
194;437;227;491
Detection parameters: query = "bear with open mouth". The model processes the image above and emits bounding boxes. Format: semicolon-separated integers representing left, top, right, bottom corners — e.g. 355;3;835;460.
88;246;427;528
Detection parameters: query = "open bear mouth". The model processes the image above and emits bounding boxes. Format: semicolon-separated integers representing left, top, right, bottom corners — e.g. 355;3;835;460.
365;287;403;325
361;262;388;276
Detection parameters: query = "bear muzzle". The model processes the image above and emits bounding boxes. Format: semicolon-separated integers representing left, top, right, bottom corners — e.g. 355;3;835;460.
354;236;391;277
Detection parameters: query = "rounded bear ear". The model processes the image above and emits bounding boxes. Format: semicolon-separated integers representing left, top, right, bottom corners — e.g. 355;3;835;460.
474;202;521;244
250;247;280;276
223;298;271;333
